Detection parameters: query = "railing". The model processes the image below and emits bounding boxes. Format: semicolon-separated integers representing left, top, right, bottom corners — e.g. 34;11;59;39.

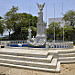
49;41;73;48
0;40;74;48
0;40;27;46
10;40;27;44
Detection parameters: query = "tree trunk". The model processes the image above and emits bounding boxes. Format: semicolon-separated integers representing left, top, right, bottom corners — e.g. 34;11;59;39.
9;31;10;40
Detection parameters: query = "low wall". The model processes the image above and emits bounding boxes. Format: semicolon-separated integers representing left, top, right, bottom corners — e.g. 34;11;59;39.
0;40;73;49
0;40;27;47
10;40;27;44
49;41;73;48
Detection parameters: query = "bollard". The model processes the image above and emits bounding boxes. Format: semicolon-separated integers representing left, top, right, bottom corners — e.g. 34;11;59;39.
46;42;49;50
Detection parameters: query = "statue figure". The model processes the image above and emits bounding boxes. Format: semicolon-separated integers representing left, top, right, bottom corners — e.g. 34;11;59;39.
28;28;32;39
37;3;45;12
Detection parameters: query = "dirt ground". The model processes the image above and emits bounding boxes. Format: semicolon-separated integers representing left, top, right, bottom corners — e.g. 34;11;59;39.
0;64;75;75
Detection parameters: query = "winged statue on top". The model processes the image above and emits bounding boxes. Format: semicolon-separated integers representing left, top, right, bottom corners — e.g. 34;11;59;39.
37;3;45;12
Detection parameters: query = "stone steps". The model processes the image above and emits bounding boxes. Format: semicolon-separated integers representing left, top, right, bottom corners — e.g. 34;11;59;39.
58;53;75;57
59;57;75;61
58;48;75;63
0;58;57;69
0;51;47;58
0;62;60;72
0;46;75;72
58;49;75;54
0;49;60;72
0;54;53;63
60;60;75;64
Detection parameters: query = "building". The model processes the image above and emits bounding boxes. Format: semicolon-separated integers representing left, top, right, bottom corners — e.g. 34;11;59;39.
48;18;65;27
49;17;75;27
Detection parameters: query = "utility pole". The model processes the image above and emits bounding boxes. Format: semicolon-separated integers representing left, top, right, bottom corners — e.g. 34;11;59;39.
29;6;30;28
62;2;64;42
54;3;55;42
28;6;32;39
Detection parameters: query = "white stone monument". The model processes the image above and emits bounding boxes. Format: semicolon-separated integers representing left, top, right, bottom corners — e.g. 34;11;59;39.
36;3;46;41
27;3;46;47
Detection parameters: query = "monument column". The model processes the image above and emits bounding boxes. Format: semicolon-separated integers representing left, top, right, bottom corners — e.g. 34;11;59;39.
36;3;46;39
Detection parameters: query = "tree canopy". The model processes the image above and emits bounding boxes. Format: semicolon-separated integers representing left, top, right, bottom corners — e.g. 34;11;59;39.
46;22;63;41
63;10;75;27
4;6;38;40
0;16;5;35
63;10;75;42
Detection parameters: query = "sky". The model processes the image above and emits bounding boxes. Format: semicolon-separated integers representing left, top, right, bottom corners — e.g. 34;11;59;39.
0;0;75;21
0;0;75;35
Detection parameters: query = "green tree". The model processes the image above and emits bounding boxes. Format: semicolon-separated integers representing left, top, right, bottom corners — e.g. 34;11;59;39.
64;26;74;41
0;16;5;35
4;6;38;40
63;10;75;27
30;26;37;37
4;6;18;39
63;10;75;41
12;13;37;40
47;22;62;41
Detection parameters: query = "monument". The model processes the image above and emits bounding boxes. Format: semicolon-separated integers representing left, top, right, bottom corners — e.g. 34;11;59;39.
27;3;46;47
0;3;74;73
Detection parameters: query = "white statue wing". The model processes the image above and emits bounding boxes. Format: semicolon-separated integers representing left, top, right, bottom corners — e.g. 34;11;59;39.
42;3;45;9
37;3;45;11
37;3;40;8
